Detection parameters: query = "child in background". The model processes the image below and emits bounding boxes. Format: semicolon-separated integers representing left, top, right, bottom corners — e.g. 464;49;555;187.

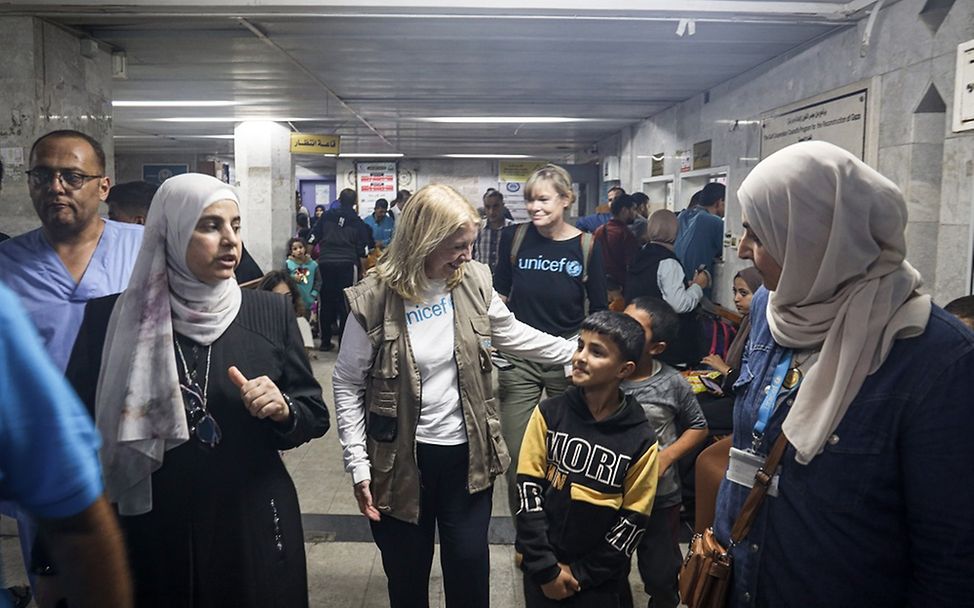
257;271;315;352
516;310;659;608
622;296;708;608
944;295;974;331
285;237;319;320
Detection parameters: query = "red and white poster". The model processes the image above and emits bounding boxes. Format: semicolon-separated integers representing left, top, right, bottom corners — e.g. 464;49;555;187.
355;161;398;216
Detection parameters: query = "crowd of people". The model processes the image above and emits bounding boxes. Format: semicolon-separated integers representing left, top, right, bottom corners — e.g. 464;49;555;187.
0;130;973;608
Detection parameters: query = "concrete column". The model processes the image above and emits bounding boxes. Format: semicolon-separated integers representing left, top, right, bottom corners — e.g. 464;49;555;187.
0;17;113;236
233;121;294;273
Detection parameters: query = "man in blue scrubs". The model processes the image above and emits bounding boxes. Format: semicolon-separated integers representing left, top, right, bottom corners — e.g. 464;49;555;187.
0;130;142;595
0;129;143;372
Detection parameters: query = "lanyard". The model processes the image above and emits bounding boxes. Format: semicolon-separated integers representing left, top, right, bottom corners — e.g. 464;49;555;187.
751;350;793;450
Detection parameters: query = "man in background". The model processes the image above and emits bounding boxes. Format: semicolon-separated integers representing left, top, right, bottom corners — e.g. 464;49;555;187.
577;185;624;233
106;180;158;225
364;198;395;248
674;182;725;297
473;189;514;274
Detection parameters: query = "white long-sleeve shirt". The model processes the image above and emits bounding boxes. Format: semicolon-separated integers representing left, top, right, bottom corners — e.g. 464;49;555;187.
333;286;577;484
657;257;703;313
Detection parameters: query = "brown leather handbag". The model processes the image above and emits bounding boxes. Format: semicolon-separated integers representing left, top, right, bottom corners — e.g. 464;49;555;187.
678;433;789;608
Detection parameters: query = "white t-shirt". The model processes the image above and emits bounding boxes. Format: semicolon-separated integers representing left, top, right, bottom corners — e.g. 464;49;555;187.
405;281;466;445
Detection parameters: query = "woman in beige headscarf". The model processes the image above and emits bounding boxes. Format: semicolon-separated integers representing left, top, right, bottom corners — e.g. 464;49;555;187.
712;141;974;607
624;209;709;366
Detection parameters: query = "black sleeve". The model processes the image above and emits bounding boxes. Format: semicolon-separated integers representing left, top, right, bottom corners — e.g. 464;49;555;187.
271;304;330;448
585;238;609;313
362;221;375;251
66;294;120;419
721;367;741;394
493;226;515;296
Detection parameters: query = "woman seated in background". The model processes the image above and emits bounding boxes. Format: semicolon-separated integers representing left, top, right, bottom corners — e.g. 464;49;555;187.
333;183;576;608
625;209;709;367
697;267;762;432
67;173;329;607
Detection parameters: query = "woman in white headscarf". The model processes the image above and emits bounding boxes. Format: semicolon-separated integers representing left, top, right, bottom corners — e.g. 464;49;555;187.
66;173;329;608
709;141;974;607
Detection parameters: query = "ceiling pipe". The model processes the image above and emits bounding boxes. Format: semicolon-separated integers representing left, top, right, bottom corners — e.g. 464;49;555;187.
235;17;395;150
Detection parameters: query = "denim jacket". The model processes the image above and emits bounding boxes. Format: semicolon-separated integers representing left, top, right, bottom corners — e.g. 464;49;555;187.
714;287;974;608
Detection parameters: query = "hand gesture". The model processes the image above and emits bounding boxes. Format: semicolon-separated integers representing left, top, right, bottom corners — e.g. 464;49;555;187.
701;353;731;375
228;366;291;423
354;480;381;522
692;269;711;289
541;563;581;600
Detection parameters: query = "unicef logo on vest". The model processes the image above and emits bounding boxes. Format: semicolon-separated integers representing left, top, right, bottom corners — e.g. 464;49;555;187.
517;256;583;278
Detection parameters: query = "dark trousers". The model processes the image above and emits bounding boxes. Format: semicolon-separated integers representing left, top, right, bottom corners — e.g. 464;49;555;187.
317;261;356;346
369;443;493;608
524;576;622;608
635;504;683;608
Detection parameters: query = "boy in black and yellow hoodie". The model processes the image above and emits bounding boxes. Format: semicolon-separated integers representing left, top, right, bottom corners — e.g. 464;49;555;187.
515;310;660;607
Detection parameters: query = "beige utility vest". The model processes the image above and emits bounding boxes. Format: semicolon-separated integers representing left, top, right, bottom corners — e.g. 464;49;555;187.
344;261;510;524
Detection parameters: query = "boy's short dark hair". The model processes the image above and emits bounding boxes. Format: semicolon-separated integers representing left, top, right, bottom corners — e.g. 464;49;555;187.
631;192;649;206
628;297;680;346
374;198;389;209
610;193;636;216
944;295;974;322
580;310;645;364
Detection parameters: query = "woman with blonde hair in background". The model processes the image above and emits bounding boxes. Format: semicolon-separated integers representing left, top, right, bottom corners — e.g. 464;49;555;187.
492;164;608;516
333;184;576;608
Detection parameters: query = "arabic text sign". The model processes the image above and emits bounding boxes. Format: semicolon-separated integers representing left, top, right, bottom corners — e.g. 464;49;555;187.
290;133;340;155
761;90;867;160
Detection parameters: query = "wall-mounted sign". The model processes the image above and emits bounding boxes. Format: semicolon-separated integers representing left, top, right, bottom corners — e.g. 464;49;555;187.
678;150;692;173
355;161;397;216
761;88;867;160
651;153;664;177
142;164;188;185
289;133;340;155
953;38;974;133
692;140;712;170
499;160;547;183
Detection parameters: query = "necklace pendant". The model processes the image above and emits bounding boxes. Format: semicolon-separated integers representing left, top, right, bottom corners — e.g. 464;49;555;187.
783;367;803;390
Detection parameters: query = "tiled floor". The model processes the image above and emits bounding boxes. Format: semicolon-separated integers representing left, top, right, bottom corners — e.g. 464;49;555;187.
1;350;660;607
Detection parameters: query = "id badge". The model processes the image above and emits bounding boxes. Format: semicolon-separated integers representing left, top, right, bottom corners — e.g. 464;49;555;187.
727;447;780;497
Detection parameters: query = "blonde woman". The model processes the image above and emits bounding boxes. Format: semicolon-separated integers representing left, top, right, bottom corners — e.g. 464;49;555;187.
333;184;575;608
492;164;608;515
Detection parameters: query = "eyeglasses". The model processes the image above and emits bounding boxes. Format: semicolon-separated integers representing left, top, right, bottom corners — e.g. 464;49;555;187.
180;382;222;448
26;167;103;190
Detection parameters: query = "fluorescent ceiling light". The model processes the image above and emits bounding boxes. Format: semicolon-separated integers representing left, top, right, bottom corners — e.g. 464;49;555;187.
339;153;404;158
417;116;597;124
444;154;533;159
113;100;239;107
150;117;321;123
113;134;234;139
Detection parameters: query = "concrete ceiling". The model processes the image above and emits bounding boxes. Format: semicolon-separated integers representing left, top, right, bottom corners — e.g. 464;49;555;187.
2;1;883;162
